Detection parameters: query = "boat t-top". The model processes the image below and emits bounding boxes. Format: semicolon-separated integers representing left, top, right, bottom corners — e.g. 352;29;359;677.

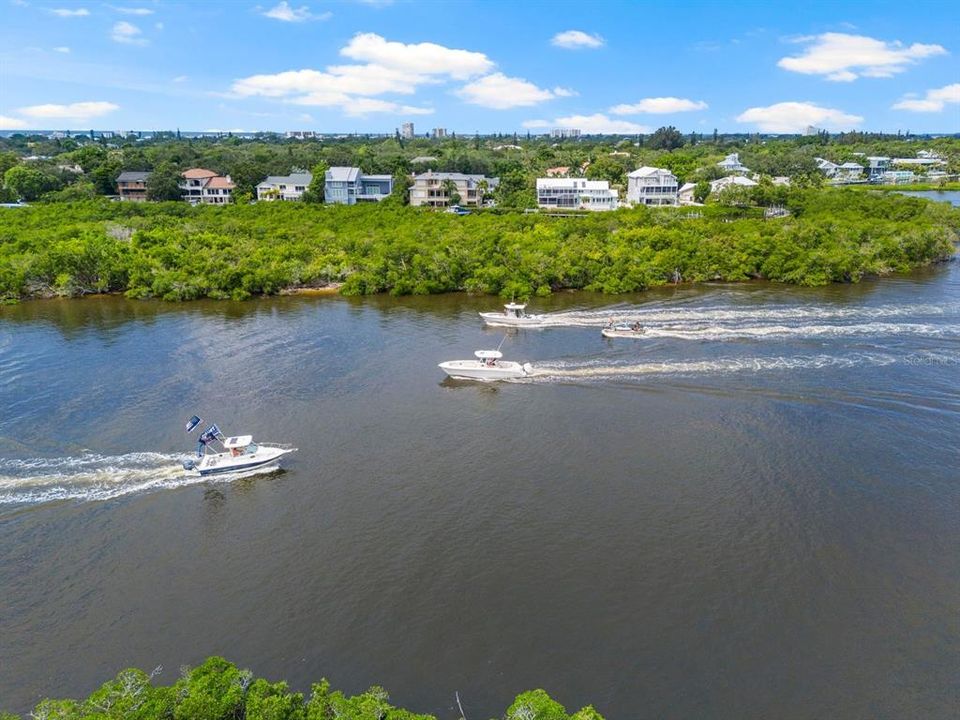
601;321;647;339
438;350;534;381
479;302;546;327
181;416;296;476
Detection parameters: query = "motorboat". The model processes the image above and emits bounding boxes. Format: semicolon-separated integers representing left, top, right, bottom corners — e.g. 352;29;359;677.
601;323;647;339
479;302;546;327
438;350;534;381
181;416;295;476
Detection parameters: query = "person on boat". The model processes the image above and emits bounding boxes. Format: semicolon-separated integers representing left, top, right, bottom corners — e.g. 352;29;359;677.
632;321;644;333
231;447;242;457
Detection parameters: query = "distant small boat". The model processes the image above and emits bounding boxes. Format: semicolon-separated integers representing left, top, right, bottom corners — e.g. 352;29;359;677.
479;302;546;327
438;350;533;381
601;323;647;339
181;416;295;476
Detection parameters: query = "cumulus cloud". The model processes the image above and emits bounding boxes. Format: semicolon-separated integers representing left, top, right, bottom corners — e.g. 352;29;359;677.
111;20;147;44
17;101;120;121
778;33;947;81
261;2;331;22
736;101;863;132
110;5;153;14
892;83;960;112
53;46;71;53
523;114;651;134
50;7;89;16
0;115;30;129
551;30;604;49
457;73;570;109
230;33;492;115
610;97;708;114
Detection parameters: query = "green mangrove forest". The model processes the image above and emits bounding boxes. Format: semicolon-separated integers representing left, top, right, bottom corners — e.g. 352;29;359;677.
0;656;601;720
0;190;956;302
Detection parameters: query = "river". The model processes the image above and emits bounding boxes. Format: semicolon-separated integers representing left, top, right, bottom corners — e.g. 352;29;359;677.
1;193;959;718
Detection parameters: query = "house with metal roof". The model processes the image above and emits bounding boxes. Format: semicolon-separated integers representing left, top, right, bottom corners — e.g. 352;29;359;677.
717;152;750;175
117;171;151;202
324;167;393;204
626;166;678;206
256;172;313;202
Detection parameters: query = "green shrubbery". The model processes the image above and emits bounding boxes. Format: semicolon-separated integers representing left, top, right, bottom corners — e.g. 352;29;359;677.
0;190;955;302
0;656;603;720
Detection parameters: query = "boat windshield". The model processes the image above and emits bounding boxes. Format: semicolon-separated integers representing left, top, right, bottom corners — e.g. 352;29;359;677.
245;443;258;454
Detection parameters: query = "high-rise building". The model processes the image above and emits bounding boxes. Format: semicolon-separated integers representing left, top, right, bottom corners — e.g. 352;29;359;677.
431;128;447;139
401;122;415;140
550;128;581;139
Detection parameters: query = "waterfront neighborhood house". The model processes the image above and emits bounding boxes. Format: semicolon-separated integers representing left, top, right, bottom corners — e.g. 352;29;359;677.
117;171;151;202
324;167;394;205
867;157;891;182
180;168;234;205
409;172;499;208
256;172;313;202
536;178;619;211
626;167;679;206
718;153;750;175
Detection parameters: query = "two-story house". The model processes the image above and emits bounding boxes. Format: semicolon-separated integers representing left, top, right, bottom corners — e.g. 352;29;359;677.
536;178;619;211
256;172;313;202
117;171;151;201
179;168;234;205
626;167;679;206
409;172;498;208
324;167;394;204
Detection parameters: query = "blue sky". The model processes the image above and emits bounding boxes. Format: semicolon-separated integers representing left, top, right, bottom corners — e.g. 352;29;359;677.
1;0;958;134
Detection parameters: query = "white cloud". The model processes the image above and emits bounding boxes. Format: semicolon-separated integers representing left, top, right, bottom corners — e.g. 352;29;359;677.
155;21;163;30
892;83;960;112
17;101;120;121
524;114;650;134
0;115;29;129
50;7;89;16
778;33;947;81
610;97;708;114
553;87;577;97
261;2;331;22
231;33;491;117
736;101;863;132
53;46;71;53
111;20;147;44
173;75;189;83
110;6;153;14
551;30;604;49
340;32;493;79
457;73;563;109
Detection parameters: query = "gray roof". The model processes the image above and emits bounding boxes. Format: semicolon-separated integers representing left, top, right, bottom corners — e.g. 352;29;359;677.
117;171;151;182
325;166;360;182
257;172;313;188
361;174;393;181
411;156;438;163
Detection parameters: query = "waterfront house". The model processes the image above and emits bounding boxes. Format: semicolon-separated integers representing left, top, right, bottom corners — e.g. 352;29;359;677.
867;157;891;182
718;153;750;174
626;166;679;206
881;170;916;185
816;158;839;177
837;162;865;182
536;178;618;212
678;182;698;205
710;175;757;193
324;167;393;204
410;171;499;208
256;172;312;202
180;168;234;205
117;171;151;202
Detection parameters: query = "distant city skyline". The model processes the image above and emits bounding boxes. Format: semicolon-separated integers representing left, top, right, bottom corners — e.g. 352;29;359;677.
1;0;958;134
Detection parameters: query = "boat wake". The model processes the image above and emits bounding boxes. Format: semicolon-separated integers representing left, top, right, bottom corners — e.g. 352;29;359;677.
526;352;898;381
0;451;277;505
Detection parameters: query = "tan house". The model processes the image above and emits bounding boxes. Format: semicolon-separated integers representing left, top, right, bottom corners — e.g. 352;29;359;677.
409;172;499;208
180;168;234;205
117;171;151;202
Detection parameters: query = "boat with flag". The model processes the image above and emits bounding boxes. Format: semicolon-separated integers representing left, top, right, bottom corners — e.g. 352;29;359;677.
181;416;296;476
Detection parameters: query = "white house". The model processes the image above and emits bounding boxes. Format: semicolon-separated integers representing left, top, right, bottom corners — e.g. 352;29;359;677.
626;166;678;206
324;167;394;204
536;178;618;211
718;153;750;174
409;172;498;207
179;168;234;205
836;162;865;182
710;175;758;193
256;172;312;201
678;182;698;205
816;158;840;177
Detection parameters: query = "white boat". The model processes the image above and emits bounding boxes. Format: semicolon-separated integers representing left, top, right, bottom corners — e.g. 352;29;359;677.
479;302;546;327
601;323;647;339
438;350;534;381
181;417;295;476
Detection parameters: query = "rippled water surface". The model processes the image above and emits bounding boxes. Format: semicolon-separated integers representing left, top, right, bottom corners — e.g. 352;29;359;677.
2;241;960;716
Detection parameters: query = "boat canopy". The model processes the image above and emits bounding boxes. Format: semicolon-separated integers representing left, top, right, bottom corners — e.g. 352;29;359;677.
223;435;253;448
504;303;526;311
475;350;503;359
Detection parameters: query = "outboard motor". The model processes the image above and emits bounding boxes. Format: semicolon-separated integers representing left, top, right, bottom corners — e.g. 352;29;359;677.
522;362;534;376
182;458;196;471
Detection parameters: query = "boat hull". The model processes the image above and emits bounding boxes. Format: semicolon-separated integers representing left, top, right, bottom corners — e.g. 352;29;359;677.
190;446;294;476
438;360;533;381
602;328;646;339
478;312;546;327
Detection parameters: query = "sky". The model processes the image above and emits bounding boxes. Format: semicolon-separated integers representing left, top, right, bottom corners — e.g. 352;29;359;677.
0;0;958;134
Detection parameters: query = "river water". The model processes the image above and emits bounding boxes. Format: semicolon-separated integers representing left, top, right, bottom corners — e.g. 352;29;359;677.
1;195;959;718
